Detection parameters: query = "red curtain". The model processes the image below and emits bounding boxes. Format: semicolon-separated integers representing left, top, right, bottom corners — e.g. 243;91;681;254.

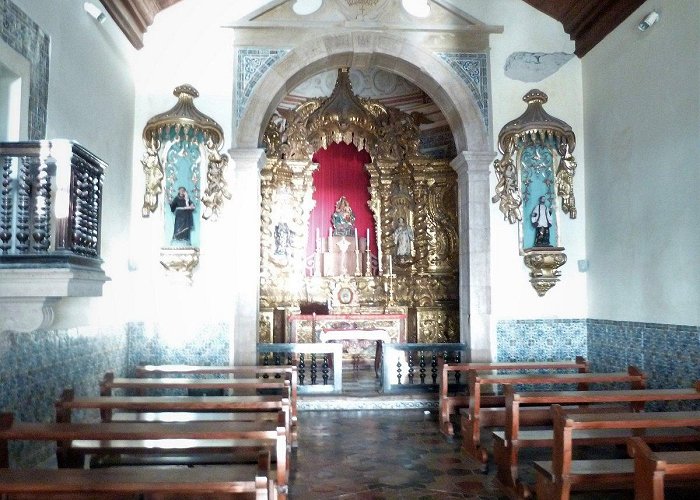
307;142;376;262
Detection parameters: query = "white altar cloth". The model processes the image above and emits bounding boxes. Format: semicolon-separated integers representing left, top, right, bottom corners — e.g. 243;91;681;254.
319;329;391;343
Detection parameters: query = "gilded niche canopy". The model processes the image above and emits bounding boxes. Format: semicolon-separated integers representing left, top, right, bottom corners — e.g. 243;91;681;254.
492;89;577;296
140;84;231;281
141;84;230;222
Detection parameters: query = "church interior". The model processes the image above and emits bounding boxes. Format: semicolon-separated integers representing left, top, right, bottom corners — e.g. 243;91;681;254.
0;0;698;498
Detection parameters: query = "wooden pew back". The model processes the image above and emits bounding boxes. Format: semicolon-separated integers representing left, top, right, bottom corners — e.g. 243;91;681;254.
438;356;588;435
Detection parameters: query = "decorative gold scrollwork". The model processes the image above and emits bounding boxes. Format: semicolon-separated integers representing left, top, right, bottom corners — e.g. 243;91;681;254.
141;84;230;220
201;140;232;221
141;137;163;217
492;90;577;296
260;69;459;341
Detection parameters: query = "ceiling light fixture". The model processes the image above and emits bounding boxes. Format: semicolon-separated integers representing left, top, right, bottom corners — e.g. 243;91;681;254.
402;0;431;18
292;0;323;16
638;11;659;31
83;2;106;24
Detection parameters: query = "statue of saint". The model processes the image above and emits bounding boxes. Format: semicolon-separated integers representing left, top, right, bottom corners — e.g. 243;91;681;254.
530;196;553;247
393;217;414;257
170;186;195;245
331;196;355;236
274;222;292;256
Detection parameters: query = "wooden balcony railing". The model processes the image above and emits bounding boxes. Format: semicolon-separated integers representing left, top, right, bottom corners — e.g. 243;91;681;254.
0;140;109;332
0;140;105;264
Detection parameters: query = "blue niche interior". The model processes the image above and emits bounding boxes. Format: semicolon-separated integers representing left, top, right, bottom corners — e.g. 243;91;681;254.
520;143;558;250
162;129;202;248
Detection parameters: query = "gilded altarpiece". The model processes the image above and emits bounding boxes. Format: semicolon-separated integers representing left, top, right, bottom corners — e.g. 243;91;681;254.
259;69;459;344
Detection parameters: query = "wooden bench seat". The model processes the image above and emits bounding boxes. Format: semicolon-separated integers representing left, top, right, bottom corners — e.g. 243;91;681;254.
628;436;700;500
134;365;299;426
493;383;700;495
103;371;298;442
0;412;287;499
55;389;294;448
533;406;700;500
0;463;272;499
461;366;646;464
439;357;588;435
101;373;291;398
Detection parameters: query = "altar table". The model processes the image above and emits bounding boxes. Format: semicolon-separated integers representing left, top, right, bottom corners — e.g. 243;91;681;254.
287;313;406;344
319;329;390;375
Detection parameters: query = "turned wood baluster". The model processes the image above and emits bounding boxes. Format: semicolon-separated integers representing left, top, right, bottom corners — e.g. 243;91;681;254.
0;155;12;253
431;352;438;384
396;357;403;385
419;352;427;384
298;354;305;385
310;353;317;385
86;167;102;256
14;156;32;253
407;351;415;384
31;156;51;252
72;169;87;253
322;354;329;385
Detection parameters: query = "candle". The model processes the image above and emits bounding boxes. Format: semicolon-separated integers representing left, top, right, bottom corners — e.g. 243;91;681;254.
354;228;359;250
366;228;370;247
328;227;332;250
316;228;321;251
388;255;393;275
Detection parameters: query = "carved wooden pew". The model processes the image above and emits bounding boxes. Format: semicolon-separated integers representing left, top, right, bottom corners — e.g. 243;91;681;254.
56;388;293;450
0;412;287;499
439;357;588;435
461;366;646;464
101;371;297;444
534;405;700;500
493;383;700;497
134;364;299;426
102;372;291;398
627;436;700;500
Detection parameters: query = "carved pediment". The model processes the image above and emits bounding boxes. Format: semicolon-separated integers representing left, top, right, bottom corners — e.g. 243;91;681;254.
230;0;502;47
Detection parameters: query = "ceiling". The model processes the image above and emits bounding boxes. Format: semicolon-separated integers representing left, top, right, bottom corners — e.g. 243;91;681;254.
100;0;646;56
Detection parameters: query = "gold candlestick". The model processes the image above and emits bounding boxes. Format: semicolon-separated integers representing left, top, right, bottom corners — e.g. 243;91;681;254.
354;250;362;276
364;249;372;276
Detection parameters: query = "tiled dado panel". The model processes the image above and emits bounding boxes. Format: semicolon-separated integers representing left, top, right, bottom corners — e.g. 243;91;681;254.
496;319;588;362
588;320;699;393
125;321;231;374
0;326;128;466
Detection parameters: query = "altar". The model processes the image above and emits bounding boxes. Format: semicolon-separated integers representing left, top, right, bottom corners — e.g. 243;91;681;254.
319;328;391;375
288;313;406;344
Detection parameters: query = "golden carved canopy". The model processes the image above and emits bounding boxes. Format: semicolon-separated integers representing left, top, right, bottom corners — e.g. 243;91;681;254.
141;84;230;222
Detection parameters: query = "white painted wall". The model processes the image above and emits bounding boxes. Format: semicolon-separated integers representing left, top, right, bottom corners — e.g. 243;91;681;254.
582;0;700;327
11;0;136;328
125;0;589;335
6;0;591;336
458;0;588;321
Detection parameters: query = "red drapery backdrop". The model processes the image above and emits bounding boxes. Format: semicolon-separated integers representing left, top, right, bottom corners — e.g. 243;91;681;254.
307;142;377;266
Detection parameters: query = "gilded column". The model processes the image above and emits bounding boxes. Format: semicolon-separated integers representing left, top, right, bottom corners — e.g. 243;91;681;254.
451;150;496;362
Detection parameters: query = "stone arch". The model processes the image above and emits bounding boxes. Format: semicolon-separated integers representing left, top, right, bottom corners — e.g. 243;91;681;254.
230;31;494;361
234;31;489;153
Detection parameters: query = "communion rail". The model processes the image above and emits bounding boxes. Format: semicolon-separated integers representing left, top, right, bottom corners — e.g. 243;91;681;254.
257;342;343;394
382;343;467;393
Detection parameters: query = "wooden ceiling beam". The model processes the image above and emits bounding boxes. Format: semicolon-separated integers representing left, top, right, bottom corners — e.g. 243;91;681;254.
99;0;181;49
522;0;646;57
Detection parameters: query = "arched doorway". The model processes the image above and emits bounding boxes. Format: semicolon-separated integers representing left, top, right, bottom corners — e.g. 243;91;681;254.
228;32;495;365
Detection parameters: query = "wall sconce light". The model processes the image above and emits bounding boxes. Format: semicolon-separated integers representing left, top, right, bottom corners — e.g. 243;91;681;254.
638;11;660;31
83;2;106;23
